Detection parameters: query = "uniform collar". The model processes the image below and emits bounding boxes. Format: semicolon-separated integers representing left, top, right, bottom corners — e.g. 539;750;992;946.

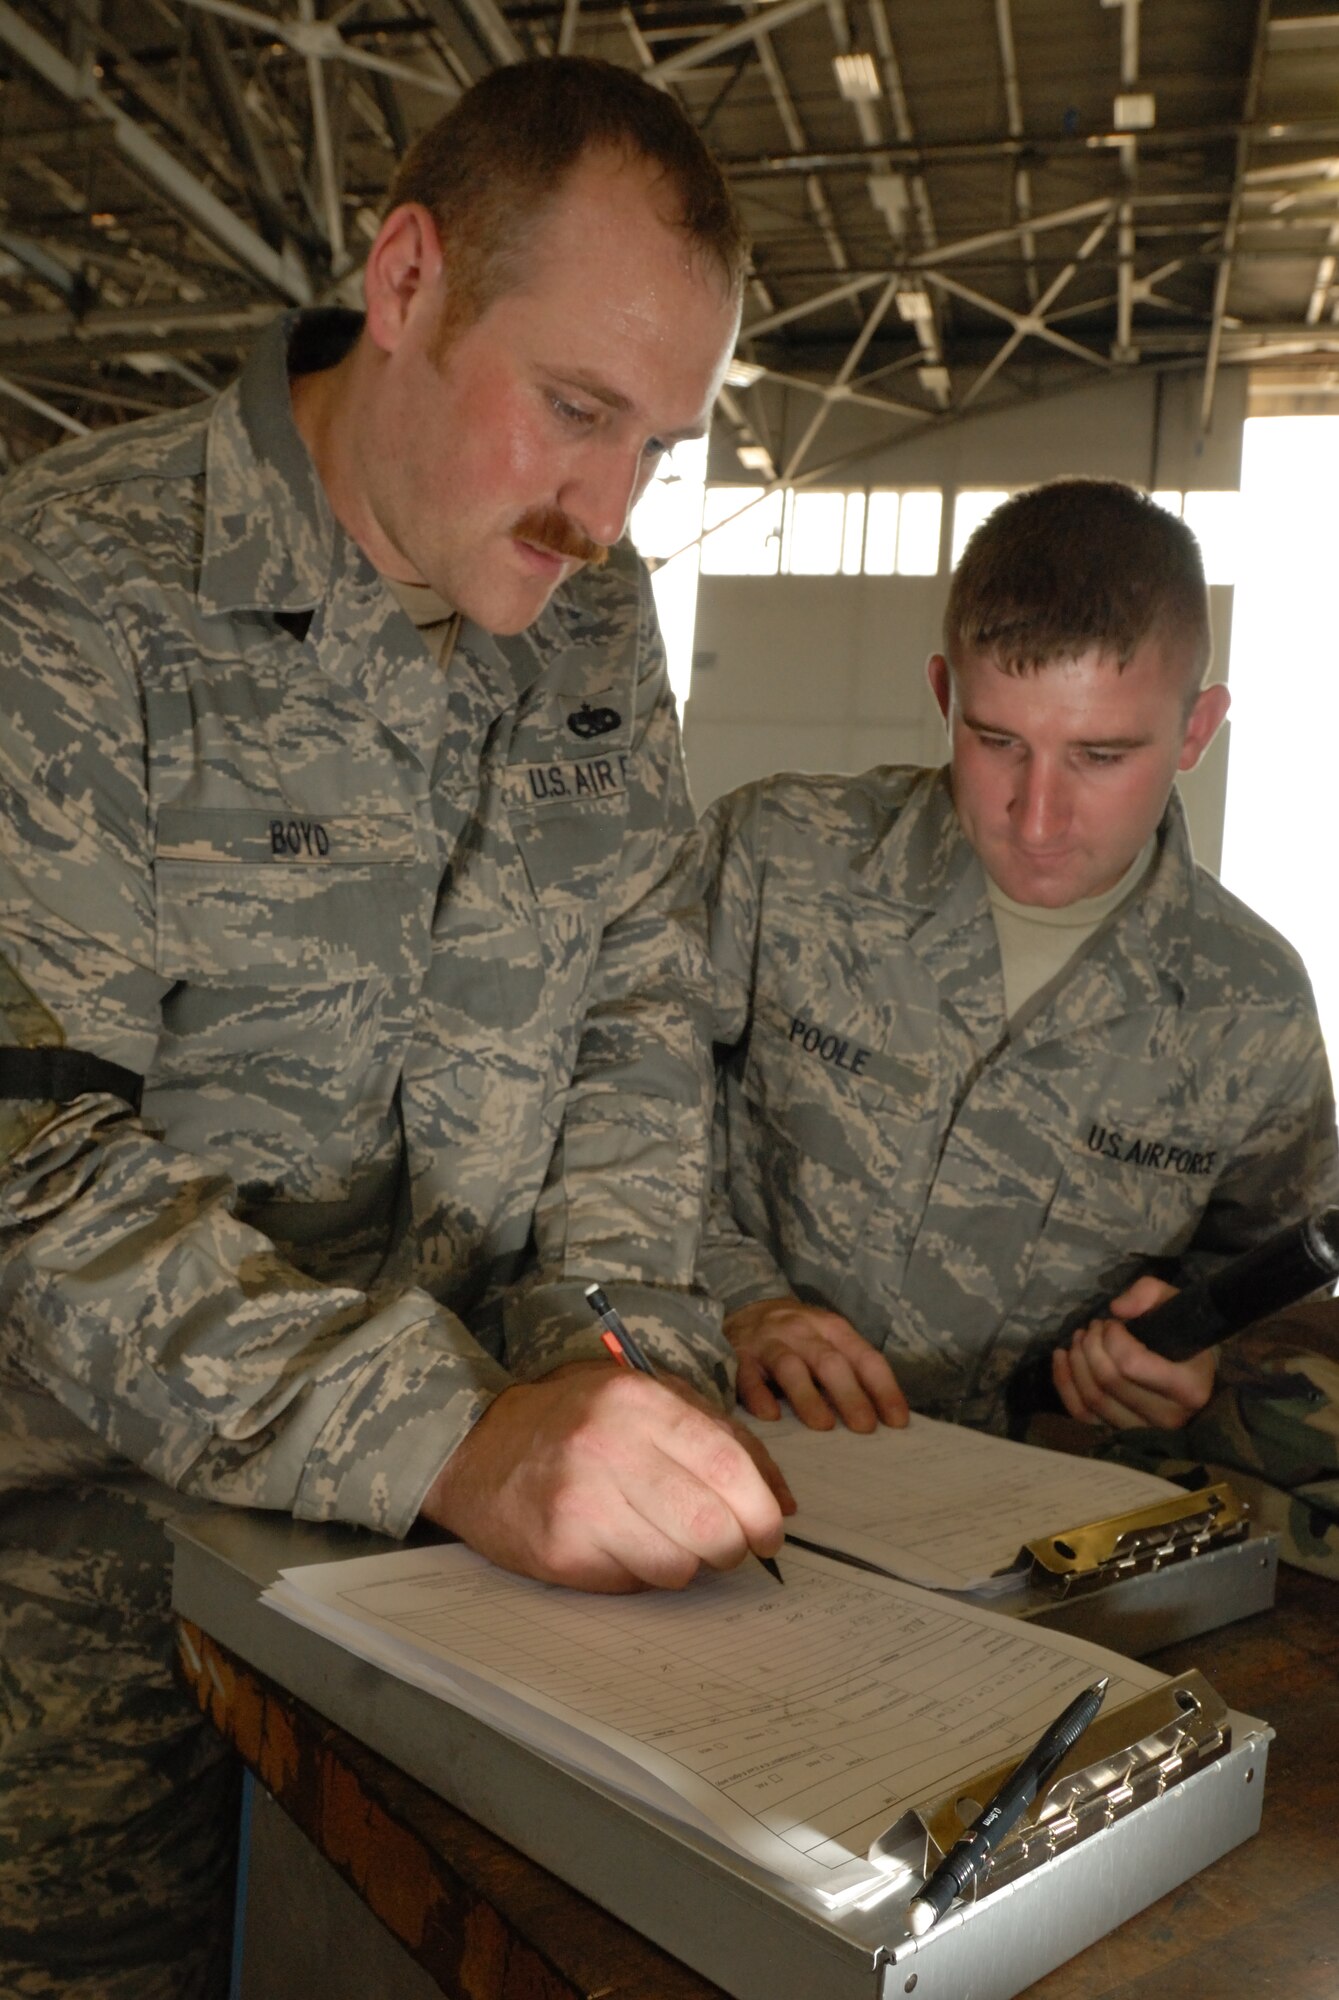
199;309;353;618
854;767;986;927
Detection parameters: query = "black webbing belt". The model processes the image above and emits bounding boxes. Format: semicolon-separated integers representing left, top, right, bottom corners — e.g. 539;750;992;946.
0;1047;144;1113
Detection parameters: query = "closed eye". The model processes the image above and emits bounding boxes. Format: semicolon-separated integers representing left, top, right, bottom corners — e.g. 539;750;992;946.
551;394;596;429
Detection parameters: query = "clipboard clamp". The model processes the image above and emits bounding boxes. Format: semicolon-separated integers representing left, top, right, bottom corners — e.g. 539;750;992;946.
1018;1480;1249;1594
877;1670;1232;1934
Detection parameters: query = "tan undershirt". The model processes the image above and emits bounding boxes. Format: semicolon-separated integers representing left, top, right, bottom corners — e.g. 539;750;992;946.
381;572;460;674
988;838;1156;1029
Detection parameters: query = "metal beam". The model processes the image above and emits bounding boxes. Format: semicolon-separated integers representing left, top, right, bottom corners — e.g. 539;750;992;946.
190;7;308;252
782;276;900;480
0;3;312;302
0;372;89;435
1201;0;1272;433
649;0;828;82
994;0;1039;302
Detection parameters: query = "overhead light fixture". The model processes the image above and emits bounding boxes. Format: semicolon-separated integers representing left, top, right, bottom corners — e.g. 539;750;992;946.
724;358;765;388
868;173;909;232
918;364;951;408
1113;92;1156;130
896;287;934;326
833;52;881;102
737;443;774;474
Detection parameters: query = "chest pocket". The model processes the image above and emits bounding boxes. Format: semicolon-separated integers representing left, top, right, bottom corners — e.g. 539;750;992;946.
152;807;428;1185
1023;1050;1224;1317
155;807;423;982
504;760;631;903
732;989;941;1267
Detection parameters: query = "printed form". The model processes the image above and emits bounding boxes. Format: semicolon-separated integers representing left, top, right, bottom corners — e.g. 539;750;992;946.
265;1541;1162;1907
751;1413;1181;1591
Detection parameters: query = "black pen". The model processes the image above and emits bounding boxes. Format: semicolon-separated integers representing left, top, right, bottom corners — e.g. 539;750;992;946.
583;1283;784;1586
906;1675;1109;1936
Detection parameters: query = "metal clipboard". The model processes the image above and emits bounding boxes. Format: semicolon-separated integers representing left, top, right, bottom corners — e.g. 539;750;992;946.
170;1511;1271;2000
968;1478;1279;1653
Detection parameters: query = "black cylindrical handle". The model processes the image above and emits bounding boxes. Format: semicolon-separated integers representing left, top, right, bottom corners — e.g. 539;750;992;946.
1130;1207;1339;1362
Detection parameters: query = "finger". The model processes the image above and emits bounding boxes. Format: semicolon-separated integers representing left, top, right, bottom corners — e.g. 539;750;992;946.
763;1347;838;1430
1108;1274;1179;1321
730;1421;797;1514
1052;1345;1100;1425
797;1315;908;1428
803;1347;881;1432
850;1346;910;1427
651;1403;787;1566
1067;1328;1179;1431
1091;1325;1213;1424
734;1352;784;1423
1064;1331;1133;1427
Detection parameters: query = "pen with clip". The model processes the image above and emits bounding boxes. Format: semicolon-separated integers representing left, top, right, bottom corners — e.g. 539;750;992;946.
583;1284;784;1586
906;1675;1109;1936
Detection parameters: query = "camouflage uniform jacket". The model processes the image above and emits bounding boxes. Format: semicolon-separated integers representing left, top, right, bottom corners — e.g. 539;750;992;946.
0;310;724;1540
697;765;1339;1431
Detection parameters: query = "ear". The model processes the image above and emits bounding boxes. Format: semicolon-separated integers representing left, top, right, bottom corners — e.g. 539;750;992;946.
927;653;953;725
363;203;445;355
1177;680;1231;772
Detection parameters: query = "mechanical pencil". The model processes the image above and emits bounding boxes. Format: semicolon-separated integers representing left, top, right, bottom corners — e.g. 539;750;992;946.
906;1675;1109;1936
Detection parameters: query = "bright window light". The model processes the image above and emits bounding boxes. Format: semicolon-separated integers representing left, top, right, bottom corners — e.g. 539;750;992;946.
784;489;847;575
1220;416;1339;1065
896;490;943;574
1182;489;1242;585
864;490;900;575
951;489;1010;568
1151;488;1183;517
629;437;708;709
701;485;783;575
841;492;866;575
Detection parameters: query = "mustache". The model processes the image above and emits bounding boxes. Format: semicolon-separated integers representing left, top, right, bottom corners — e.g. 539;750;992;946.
511;507;609;569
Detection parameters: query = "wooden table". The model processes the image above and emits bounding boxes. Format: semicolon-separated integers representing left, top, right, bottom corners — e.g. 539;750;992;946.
176;1565;1337;2000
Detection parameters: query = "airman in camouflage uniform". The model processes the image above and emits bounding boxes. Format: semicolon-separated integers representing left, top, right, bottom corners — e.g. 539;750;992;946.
697;769;1336;1410
0;58;784;2000
693;479;1339;1578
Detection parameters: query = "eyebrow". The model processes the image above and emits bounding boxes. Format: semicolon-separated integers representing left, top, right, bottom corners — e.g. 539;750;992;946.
551;370;706;444
962;714;1155;751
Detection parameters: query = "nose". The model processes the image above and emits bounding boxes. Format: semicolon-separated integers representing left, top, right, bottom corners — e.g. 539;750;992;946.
561;444;645;551
1013;757;1071;846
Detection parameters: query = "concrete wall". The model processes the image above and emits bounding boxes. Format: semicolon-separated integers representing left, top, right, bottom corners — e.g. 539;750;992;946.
682;366;1246;877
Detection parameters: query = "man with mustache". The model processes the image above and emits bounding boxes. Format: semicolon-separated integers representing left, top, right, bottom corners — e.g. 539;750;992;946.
0;58;785;1999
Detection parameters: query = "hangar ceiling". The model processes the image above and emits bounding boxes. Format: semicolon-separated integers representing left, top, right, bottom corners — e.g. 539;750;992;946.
0;0;1337;480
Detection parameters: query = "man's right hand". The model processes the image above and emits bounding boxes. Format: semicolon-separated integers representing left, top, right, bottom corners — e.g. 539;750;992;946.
725;1296;909;1432
419;1365;787;1593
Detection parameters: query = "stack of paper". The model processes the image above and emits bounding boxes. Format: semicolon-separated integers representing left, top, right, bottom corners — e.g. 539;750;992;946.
264;1539;1163;1910
752;1412;1182;1592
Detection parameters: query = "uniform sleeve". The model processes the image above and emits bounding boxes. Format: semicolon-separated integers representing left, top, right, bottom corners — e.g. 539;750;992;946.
0;533;509;1538
503;567;736;1399
1178;1002;1339;1278
691;786;796;1314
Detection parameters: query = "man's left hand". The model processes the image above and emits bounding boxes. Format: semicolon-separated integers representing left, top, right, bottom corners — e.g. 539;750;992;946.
1052;1275;1217;1430
725;1296;909;1432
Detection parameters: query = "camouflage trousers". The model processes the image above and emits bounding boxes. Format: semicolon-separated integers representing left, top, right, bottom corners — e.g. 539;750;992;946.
1093;1300;1339;1580
0;1470;239;1999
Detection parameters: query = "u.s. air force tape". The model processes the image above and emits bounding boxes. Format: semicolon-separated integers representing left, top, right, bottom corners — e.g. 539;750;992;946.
0;1047;144;1113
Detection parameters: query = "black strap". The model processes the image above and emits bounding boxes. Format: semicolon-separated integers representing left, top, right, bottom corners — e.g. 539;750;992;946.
0;1046;144;1113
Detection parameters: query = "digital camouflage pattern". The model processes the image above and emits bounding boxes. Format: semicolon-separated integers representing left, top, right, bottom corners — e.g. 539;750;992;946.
1091;1298;1339;1580
0;309;723;1992
694;766;1339;1458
